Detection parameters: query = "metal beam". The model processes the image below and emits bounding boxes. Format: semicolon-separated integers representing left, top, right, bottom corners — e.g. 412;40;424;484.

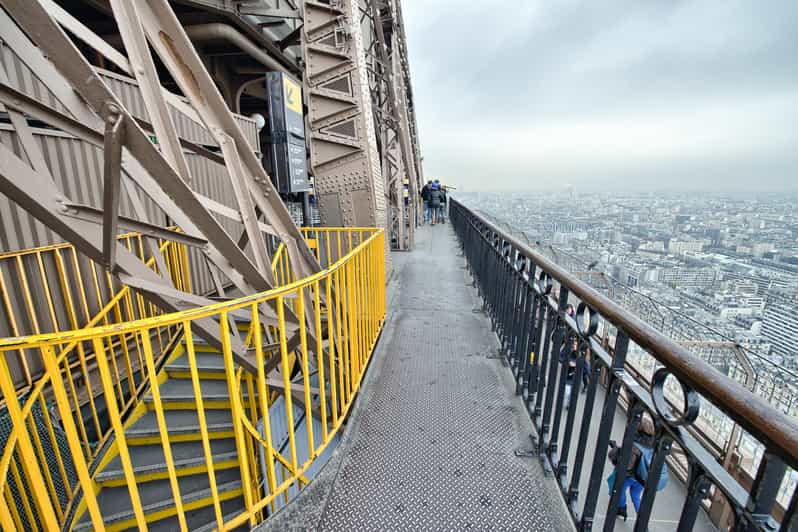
278;25;303;49
139;0;320;280
238;2;301;19
0;1;273;295
59;203;208;248
363;0;418;250
302;0;389;264
0;0;318;369
0;140;255;371
0;79;271;242
102;107;125;270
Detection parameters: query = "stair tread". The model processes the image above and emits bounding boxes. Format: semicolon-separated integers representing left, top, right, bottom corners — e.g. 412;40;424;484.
75;469;242;529
145;378;253;402
166;351;227;371
127;409;234;437
96;439;238;481
147;497;247;532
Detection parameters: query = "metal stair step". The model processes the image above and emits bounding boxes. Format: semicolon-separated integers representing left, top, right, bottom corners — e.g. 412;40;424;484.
95;439;238;483
74;469;242;531
166;351;227;373
166;349;284;379
143;378;254;406
126;409;234;441
147;496;247;532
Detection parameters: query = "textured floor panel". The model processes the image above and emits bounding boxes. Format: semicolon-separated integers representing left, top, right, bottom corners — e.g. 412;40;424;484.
261;225;573;531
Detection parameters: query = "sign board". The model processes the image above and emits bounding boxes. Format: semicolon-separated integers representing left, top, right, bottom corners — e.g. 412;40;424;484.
265;72;310;193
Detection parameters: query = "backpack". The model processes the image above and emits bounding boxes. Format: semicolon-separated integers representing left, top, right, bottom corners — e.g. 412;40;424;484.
634;442;668;491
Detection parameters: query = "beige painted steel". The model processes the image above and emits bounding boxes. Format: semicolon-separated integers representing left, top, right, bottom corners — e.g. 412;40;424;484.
0;31;268;296
302;0;390;265
362;0;420;250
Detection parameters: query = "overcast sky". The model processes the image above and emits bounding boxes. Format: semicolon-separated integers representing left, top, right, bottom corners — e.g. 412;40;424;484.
402;1;798;192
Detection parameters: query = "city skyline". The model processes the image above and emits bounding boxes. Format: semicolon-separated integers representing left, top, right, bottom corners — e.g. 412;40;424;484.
446;183;798;193
460;190;798;417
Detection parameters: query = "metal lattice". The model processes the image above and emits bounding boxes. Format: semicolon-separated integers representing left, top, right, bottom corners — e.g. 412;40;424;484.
0;395;78;530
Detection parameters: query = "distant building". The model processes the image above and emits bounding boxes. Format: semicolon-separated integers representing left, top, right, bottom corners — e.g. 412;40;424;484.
658;267;717;288
639;241;665;252
752;242;775;258
761;288;798;367
669;238;705;255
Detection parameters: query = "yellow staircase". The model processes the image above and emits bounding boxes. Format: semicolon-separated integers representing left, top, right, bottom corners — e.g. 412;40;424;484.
0;228;386;531
70;328;252;531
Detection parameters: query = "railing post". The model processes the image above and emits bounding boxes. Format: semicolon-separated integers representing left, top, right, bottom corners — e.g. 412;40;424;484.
676;468;712;532
566;354;603;513
579;331;629;531
508;258;527;369
746;452;787;530
530;288;551;419
603;403;644;532
555;336;588;489
515;274;535;394
541;288;569;469
633;434;673;531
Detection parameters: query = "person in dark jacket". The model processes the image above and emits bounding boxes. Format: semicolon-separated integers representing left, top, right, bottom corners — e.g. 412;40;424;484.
429;182;442;225
563;305;589;392
559;337;579;407
439;184;448;223
420;180;432;224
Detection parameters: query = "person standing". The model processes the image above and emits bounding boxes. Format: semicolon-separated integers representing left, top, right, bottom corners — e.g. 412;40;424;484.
607;415;663;521
559;337;579;407
429;181;442;225
439;184;448;223
420;180;432;224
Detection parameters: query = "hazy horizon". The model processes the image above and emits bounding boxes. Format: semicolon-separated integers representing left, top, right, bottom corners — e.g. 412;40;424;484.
403;1;798;192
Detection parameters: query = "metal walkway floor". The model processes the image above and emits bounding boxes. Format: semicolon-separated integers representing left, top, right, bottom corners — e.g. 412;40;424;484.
262;225;572;531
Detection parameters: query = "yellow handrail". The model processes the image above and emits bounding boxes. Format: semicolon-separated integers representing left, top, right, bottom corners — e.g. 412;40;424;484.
0;227;385;531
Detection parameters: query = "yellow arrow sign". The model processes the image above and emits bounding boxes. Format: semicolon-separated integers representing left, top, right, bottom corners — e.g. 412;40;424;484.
284;76;302;114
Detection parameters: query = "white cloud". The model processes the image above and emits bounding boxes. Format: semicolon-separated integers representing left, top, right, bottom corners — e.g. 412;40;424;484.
403;0;798;191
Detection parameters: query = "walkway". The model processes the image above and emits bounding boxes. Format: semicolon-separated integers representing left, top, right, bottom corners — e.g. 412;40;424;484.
262;224;572;530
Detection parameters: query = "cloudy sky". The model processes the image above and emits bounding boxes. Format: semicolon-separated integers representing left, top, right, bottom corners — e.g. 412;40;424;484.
401;1;798;192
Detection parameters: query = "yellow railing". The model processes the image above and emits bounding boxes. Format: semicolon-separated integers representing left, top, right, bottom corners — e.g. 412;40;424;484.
0;233;190;392
0;227;385;531
0;232;190;530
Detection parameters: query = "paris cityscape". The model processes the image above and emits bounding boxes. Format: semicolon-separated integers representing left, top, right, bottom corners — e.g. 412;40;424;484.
458;189;798;418
1;0;796;529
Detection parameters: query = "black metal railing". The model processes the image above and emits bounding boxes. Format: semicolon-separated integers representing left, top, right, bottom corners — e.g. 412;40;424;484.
450;199;798;532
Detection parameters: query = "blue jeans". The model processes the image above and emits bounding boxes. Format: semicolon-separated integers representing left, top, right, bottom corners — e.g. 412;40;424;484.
423;200;430;223
608;474;644;511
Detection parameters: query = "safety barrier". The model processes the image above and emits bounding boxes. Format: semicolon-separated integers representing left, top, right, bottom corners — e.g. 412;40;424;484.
0;227;385;531
0;233;191;391
450;199;797;531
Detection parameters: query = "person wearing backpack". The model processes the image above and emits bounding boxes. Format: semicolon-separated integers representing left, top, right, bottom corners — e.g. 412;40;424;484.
429;181;442;225
607;414;667;521
420;180;432;224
